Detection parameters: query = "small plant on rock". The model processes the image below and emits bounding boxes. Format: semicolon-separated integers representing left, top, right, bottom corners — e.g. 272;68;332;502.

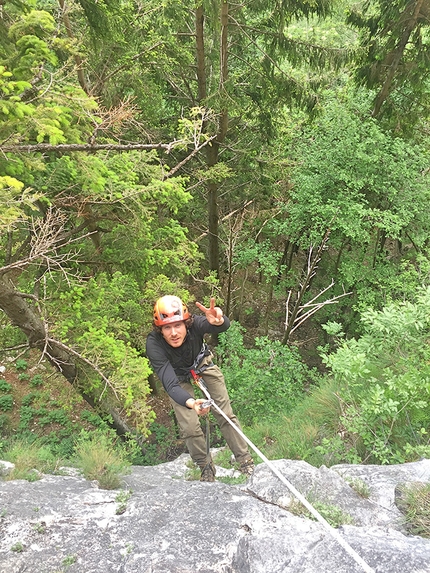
3;440;58;481
73;430;131;490
115;489;132;514
344;476;370;498
399;483;430;538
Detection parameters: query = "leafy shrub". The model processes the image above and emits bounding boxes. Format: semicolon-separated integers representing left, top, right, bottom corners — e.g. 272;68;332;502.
73;430;131;489
217;322;317;425
0;395;13;411
21;392;40;407
15;359;28;371
0;380;12;392
30;374;44;387
321;287;430;464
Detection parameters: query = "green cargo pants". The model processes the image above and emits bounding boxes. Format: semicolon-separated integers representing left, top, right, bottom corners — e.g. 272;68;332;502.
169;357;251;470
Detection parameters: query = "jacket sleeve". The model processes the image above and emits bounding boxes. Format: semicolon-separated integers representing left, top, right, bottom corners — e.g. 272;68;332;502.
145;332;193;407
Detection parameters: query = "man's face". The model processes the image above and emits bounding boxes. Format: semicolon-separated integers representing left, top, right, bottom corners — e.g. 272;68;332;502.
161;320;187;347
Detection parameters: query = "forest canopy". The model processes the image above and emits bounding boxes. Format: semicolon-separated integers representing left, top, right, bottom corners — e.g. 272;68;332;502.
0;0;429;466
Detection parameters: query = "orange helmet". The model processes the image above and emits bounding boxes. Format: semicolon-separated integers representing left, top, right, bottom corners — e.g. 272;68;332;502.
153;295;191;326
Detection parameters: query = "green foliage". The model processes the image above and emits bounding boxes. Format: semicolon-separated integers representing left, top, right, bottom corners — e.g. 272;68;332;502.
3;438;59;480
347;0;430;127
0;414;10;431
0;380;12;392
287;89;429;248
321;287;430;464
47;272;155;434
287;496;355;528
15;359;28;370
344;476;370;499
115;489;132;515
62;555;77;567
0;176;40;229
0;395;13;412
398;483;430;539
217;322;316;425
73;430;131;490
0;323;26;349
308;501;354;528
30;374;44;387
139;421;181;466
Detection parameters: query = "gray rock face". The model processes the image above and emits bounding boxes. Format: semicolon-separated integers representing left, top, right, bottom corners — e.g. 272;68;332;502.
0;454;429;573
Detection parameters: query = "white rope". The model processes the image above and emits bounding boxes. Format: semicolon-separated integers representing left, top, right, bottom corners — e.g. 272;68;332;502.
195;377;375;573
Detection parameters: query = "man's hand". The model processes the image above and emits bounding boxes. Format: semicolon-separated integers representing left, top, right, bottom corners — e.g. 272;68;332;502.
195;297;224;326
186;397;211;415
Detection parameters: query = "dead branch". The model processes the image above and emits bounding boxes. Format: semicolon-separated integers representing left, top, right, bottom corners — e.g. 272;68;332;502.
0;142;177;154
163;134;218;179
282;230;351;344
0;209;96;279
196;199;254;240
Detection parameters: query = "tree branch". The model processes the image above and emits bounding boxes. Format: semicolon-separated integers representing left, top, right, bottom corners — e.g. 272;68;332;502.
0;142;177;154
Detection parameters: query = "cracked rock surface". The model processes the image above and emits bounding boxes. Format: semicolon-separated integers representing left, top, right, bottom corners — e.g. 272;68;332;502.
0;455;429;572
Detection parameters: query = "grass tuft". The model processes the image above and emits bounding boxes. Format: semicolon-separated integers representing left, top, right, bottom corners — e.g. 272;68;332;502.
399;483;430;538
73;431;131;490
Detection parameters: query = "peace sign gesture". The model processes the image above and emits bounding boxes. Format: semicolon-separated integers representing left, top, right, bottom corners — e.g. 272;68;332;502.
195;297;224;326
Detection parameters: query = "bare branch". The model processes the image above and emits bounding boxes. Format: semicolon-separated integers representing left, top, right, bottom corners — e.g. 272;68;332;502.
0;208;96;277
0;142;178;154
282;229;351;344
290;291;352;334
0;343;30;353
164;134;218;180
196;199;254;240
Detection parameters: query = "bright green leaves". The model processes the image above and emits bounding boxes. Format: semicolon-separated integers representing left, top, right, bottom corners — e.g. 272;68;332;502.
0;65;32;121
50;272;155;435
0;7;99;148
0;176;42;230
8;9;56;42
8;10;57;81
322;287;430;463
289;92;429;246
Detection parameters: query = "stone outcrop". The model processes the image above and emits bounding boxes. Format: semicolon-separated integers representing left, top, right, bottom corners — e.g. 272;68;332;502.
0;455;429;572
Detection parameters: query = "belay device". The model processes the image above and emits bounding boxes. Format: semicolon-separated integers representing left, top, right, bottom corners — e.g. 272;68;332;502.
190;369;375;573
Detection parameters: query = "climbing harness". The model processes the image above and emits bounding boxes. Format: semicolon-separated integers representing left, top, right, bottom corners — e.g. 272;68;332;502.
191;344;214;461
190;343;213;375
190;369;375;573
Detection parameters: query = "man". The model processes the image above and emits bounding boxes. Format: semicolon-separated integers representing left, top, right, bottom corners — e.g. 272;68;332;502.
146;295;254;482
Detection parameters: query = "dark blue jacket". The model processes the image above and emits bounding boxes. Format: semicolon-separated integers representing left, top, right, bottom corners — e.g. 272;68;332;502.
146;315;230;406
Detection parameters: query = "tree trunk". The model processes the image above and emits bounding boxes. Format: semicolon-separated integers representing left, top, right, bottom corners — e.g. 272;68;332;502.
0;275;139;439
195;2;229;276
372;0;424;116
58;0;90;94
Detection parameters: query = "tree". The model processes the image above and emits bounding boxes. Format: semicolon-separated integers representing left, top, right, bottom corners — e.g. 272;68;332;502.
321;286;430;464
284;87;430;321
347;0;430;125
0;3;204;440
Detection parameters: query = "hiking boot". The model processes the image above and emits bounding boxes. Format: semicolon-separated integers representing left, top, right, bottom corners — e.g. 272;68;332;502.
239;458;255;476
200;461;216;482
